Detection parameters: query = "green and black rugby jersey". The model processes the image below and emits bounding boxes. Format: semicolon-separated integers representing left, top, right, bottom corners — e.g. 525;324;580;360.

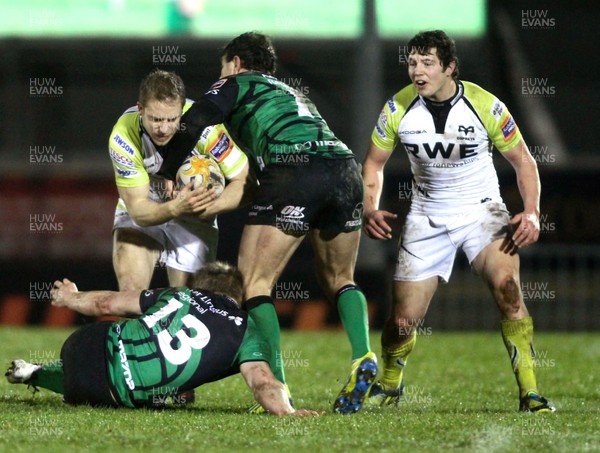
162;72;355;177
105;287;269;408
203;72;353;171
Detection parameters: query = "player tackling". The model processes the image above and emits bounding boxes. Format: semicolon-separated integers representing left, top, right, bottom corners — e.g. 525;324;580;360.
5;262;318;416
362;30;555;412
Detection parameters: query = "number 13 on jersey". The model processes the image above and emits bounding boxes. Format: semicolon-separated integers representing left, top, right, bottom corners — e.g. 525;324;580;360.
142;297;211;365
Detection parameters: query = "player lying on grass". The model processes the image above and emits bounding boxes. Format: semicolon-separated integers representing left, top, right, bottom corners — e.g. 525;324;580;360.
5;262;318;416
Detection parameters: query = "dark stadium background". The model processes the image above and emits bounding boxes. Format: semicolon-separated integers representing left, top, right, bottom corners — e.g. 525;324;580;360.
1;0;598;331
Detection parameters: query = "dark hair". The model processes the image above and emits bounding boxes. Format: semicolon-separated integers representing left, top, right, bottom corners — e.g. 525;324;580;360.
407;30;459;79
138;69;186;106
221;32;277;74
192;261;244;303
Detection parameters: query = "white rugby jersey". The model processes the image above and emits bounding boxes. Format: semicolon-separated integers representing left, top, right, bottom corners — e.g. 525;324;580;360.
109;100;247;209
372;81;522;215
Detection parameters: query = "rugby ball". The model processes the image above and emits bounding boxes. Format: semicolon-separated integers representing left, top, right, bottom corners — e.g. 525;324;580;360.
175;154;225;196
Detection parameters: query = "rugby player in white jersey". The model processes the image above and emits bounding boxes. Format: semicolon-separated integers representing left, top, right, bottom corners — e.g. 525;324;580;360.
109;70;255;403
109;69;254;292
362;30;554;412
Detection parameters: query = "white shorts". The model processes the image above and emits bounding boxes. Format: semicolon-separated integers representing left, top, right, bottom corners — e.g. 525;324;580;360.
394;202;511;283
113;204;218;274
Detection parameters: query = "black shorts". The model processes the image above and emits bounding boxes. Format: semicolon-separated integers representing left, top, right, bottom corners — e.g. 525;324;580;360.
61;321;119;407
247;155;364;235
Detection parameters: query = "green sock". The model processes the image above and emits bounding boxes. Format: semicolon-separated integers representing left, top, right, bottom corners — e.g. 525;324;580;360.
336;286;371;360
29;361;65;394
501;316;538;398
381;331;416;390
246;296;286;384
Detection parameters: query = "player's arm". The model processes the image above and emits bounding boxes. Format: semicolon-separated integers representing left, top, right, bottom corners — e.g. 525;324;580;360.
50;278;142;318
362;141;397;240
240;361;319;416
500;139;541;249
199;161;258;218
118;183;216;227
160;98;226;180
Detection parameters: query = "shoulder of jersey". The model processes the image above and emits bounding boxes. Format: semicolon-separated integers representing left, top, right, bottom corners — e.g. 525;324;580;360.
112;105;140;131
460;81;498;111
388;84;419;115
183;98;195;113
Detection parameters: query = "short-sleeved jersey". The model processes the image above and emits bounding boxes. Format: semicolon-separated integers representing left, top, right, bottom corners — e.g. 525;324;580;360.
108;100;248;209
372;80;522;216
202;72;353;172
105;287;269;408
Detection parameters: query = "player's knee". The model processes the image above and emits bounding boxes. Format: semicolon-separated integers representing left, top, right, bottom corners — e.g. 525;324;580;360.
494;274;522;313
393;316;422;339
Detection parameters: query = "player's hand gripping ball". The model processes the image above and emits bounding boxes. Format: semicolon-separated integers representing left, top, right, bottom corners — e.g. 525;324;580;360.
175;154;225;196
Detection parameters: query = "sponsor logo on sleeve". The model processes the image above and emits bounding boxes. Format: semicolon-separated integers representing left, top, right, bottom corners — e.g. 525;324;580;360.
205;78;227;95
387;98;398;113
116;168;139;178
491;99;504;120
112;133;136;156
501;115;517;142
379;110;388;128
208;133;232;161
375;123;387;140
109;148;135;168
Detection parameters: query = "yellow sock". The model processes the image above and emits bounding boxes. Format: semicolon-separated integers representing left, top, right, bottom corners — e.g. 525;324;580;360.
380;331;416;390
501;316;538;398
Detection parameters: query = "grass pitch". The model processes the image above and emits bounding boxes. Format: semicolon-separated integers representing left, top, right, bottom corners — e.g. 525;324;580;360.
0;327;598;453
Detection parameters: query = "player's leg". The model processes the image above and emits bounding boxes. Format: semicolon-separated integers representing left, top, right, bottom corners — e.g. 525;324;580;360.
112;228;161;291
5;359;63;394
472;240;555;412
239;224;305;388
309;229;377;414
164;219;219;288
369;277;438;404
370;211;455;406
310;228;371;360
